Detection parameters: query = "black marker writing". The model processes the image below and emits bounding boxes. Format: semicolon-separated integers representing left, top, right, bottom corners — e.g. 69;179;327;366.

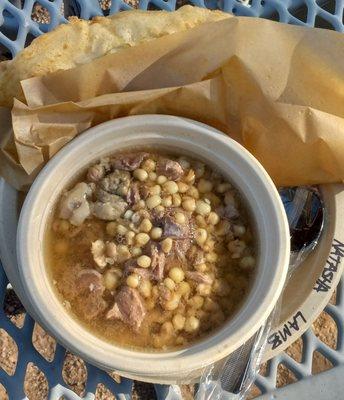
313;238;344;293
267;311;307;350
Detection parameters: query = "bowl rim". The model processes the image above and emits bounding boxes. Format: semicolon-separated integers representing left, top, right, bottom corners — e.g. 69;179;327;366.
17;115;290;375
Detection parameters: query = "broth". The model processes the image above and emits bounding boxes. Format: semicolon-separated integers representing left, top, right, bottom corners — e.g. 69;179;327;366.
45;151;256;350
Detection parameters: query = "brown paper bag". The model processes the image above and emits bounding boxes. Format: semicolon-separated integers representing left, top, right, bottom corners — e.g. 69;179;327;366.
4;16;344;189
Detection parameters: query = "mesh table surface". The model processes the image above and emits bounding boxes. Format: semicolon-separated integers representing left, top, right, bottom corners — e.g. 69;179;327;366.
0;1;343;399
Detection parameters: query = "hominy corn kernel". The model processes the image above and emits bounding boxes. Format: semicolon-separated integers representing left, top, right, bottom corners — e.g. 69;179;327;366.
176;336;186;346
182;198;196;212
224;191;236;206
177;281;191;297
123;209;134;220
161;196;172;207
150;227;163;240
116;224;128;235
105;242;117;258
139;280;152;298
157;175;167;184
164;181;179;194
206;252;218;263
227;240;246;255
132;200;145;211
233;225;246;237
148;172;157;181
161;321;174;335
117;245;131;262
155;205;165;213
153;335;164;349
151;285;159;298
106;222;117;236
203;239;216;252
204;193;221;207
195;228;207;245
184;316;200;332
164;277;176;290
164;293;181;311
186;186;199;199
137;255;151;268
131;247;142;257
216;220;231;236
104;270;119;290
240;256;255;270
172;314;186;330
184;169;196;184
169;267;185;283
195;200;211;216
172;193;182;207
175;212;186;225
195;263;208;273
195;215;207;228
189;295;204;309
216;183;232;193
142;159;156;172
197;179;213;193
146;298;156;310
194;164;205;178
178;158;190;169
127;273;140;288
177;182;189;193
139;218;152;233
135;232;150;247
58;220;70;233
150;185;161;196
213;279;230;296
133;168;148;182
146;195;162;209
207;212;220;225
161;238;173;253
197;283;212;296
212;310;225;324
203;298;220;312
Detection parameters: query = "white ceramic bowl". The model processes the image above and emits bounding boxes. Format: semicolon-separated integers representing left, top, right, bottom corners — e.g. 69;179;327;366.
17;115;290;383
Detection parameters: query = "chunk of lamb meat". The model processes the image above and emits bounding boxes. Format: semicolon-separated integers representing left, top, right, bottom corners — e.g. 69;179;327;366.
111;153;148;171
100;170;131;197
124;260;151;280
126;183;141;206
185;271;213;285
59;182;92;226
76;291;107;321
92;187;128;221
158;215;190;239
173;238;192;260
87;164;105;182
60;268;106;320
92;200;127;221
217;204;239;220
106;286;146;331
156;158;184;181
146;243;166;281
96;188;123;204
91;240;115;268
75;269;105;294
187;246;205;266
153;212;192;259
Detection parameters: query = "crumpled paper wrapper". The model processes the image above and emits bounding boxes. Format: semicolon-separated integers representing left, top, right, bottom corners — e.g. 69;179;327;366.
3;16;344;190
